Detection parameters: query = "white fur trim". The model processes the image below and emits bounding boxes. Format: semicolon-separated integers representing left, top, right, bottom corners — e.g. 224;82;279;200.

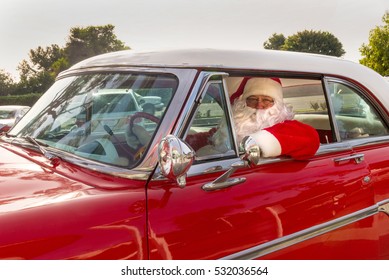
242;78;283;101
250;130;282;157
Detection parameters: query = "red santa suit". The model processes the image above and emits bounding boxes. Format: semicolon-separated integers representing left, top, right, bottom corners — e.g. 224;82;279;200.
250;120;320;160
230;77;320;160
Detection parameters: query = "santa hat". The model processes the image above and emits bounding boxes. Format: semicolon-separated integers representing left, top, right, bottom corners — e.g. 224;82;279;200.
230;77;282;104
250;120;320;160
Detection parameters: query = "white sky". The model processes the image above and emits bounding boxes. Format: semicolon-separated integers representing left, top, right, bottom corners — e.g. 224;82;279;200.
1;0;388;79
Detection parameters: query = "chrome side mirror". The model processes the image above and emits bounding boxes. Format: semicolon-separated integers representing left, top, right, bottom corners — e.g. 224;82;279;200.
158;135;195;187
240;136;261;166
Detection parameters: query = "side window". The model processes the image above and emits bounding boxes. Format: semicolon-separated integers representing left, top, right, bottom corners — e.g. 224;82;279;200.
282;79;334;144
328;81;388;140
185;81;236;160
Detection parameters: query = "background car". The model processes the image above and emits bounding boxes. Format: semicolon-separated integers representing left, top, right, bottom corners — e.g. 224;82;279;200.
1;49;389;260
0;105;30;132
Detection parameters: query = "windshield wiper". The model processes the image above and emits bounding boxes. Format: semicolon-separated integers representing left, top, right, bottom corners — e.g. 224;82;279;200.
25;135;60;162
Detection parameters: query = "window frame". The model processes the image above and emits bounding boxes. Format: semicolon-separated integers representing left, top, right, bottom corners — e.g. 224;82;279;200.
184;72;389;178
324;77;389;144
185;80;238;162
180;73;240;163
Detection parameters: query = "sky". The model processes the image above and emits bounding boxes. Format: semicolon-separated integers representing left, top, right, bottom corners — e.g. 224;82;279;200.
1;0;388;79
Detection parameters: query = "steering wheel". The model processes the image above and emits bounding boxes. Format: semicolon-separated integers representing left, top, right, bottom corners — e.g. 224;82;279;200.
126;112;160;159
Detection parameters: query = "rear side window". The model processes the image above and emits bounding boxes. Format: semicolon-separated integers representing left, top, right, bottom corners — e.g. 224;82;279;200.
327;81;389;140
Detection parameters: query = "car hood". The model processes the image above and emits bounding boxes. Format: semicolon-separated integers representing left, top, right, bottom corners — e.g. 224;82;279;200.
0;145;91;213
0;119;14;126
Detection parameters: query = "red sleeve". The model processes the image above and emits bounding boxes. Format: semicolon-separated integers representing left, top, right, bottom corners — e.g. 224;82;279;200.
264;120;320;160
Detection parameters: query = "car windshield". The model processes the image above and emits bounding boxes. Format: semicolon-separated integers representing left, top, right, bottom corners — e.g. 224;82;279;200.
10;72;178;169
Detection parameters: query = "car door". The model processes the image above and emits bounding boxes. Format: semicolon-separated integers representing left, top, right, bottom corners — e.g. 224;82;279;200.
324;78;389;259
146;72;378;260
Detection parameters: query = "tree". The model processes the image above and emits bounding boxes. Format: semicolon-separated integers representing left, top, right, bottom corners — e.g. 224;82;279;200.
359;11;389;76
263;30;345;57
17;44;65;93
263;33;286;50
0;69;15;96
65;24;130;65
16;24;130;94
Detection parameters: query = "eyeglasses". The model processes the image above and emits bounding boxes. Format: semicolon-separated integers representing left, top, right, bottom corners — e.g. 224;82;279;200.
246;96;274;107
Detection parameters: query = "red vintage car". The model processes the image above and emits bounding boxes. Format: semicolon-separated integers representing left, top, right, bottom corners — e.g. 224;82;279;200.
1;49;389;260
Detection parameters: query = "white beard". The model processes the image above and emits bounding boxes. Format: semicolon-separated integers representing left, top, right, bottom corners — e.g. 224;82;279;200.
232;99;293;143
209;98;294;151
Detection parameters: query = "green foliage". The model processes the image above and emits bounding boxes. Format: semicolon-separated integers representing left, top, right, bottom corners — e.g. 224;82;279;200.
16;71;55;95
0;93;42;106
264;30;345;57
30;44;64;71
0;69;15;96
17;44;64;93
359;12;389;76
65;24;130;65
14;24;130;96
263;33;286;50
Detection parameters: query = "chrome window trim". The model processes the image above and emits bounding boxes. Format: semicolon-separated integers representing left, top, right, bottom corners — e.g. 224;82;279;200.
173;72;230;138
347;135;389;148
153;71;240;178
324;76;389;137
221;199;389;260
182;76;241;160
316;141;352;154
322;77;341;142
316;135;389;155
172;71;217;138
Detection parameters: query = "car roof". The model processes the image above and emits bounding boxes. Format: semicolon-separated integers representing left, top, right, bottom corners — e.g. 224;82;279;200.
60;48;389;107
64;48;373;75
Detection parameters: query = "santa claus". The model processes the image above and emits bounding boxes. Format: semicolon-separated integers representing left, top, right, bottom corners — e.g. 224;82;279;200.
130;76;320;160
226;77;320;159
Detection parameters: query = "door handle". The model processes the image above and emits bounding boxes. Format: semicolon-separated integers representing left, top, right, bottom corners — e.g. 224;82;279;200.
334;153;364;164
202;161;247;191
202;177;246;191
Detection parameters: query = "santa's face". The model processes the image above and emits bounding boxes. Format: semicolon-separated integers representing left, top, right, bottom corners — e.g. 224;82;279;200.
240;94;277;130
245;94;275;110
232;97;280;143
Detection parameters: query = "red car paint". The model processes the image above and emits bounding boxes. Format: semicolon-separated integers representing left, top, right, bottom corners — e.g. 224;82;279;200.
0;144;148;260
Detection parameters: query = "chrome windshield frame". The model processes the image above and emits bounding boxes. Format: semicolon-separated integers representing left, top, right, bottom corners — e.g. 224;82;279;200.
1;67;198;182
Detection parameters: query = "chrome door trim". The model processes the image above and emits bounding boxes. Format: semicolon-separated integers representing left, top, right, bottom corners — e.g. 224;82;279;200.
221;199;389;260
334;153;365;164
